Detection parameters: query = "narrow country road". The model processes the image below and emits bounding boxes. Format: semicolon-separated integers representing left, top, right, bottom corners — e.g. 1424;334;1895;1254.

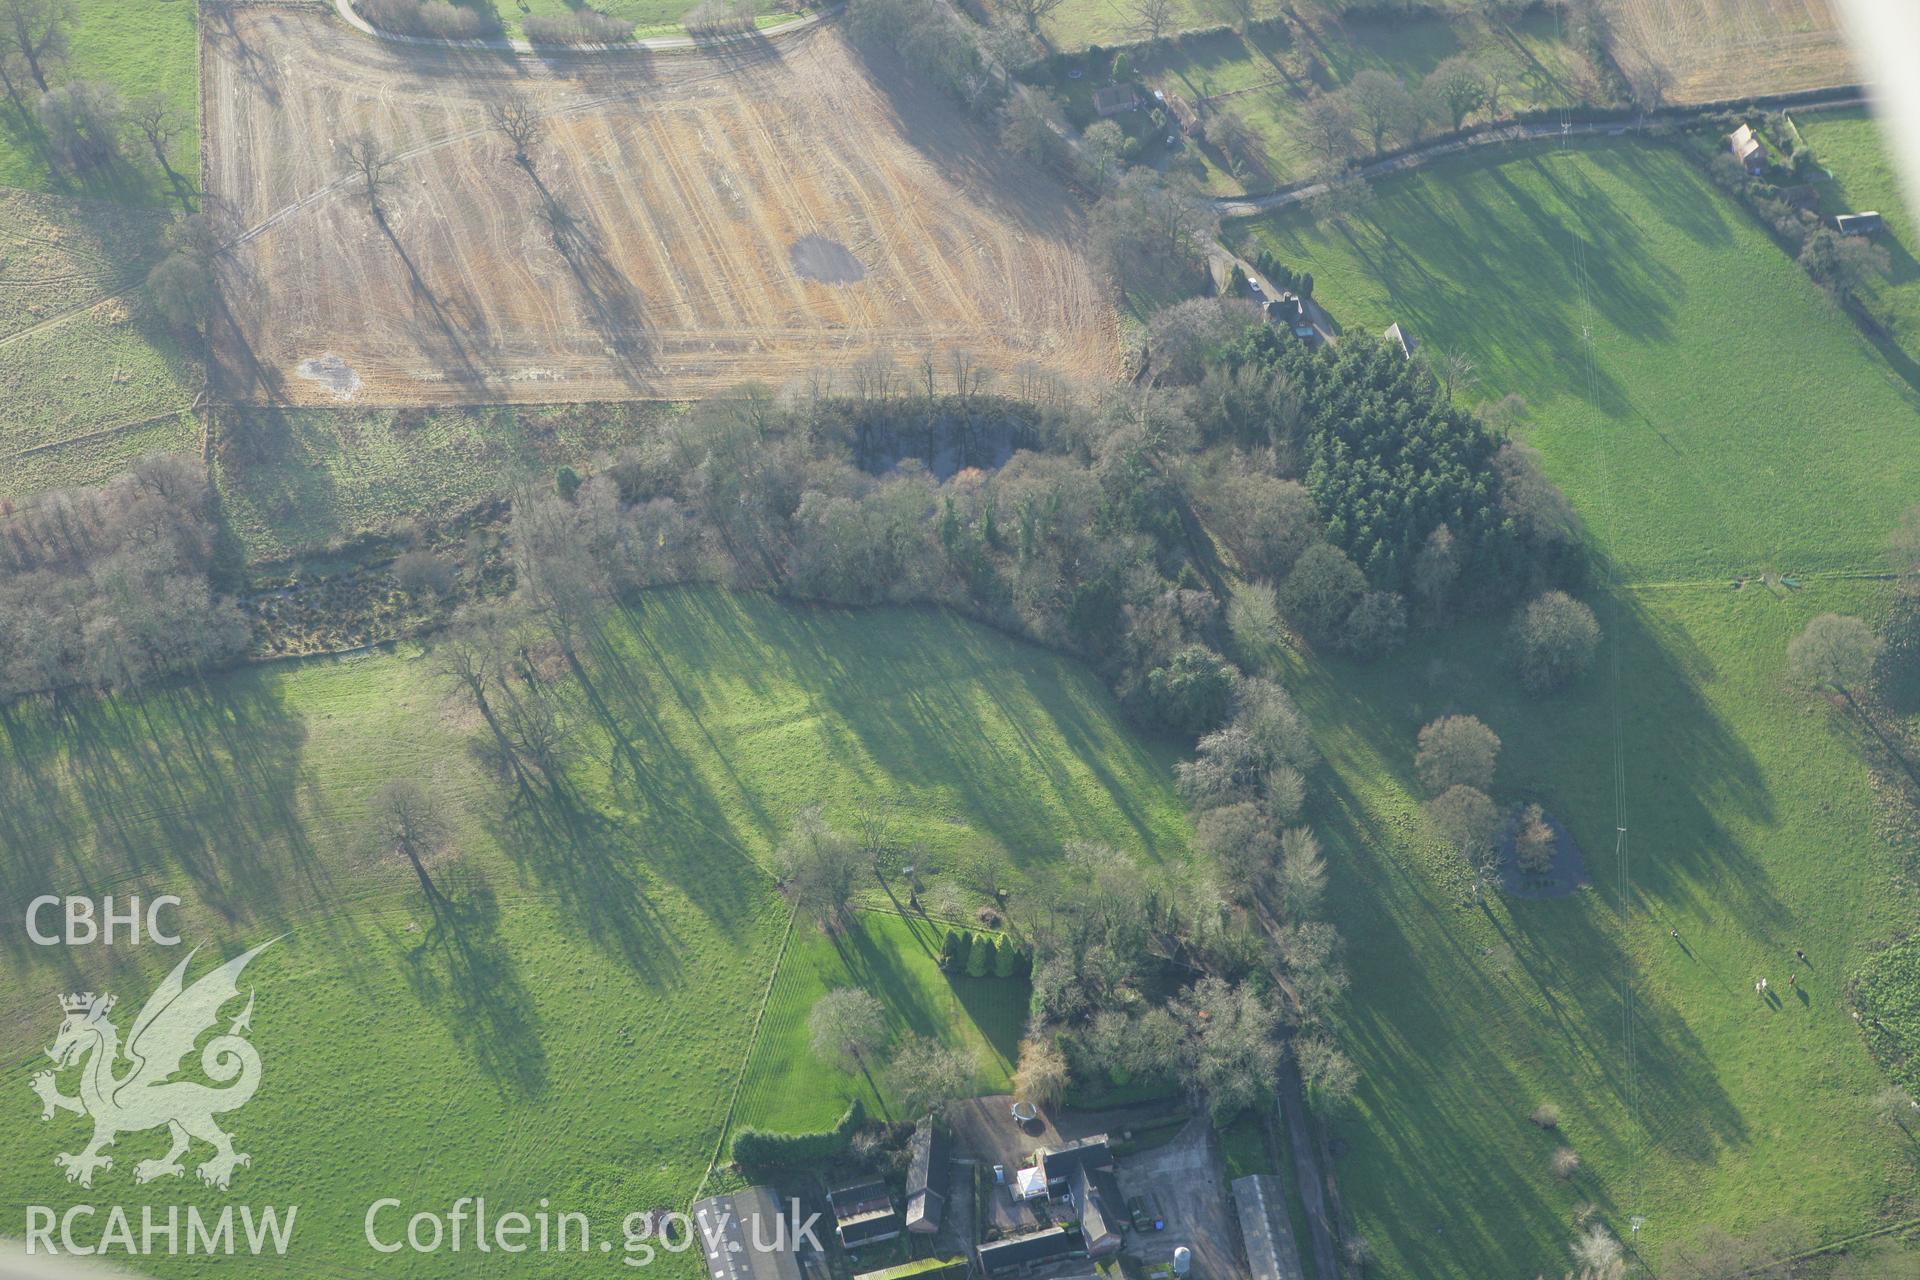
1211;90;1871;219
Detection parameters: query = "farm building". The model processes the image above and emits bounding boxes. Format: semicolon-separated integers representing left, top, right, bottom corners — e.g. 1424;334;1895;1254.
1728;123;1767;174
905;1117;949;1234
1232;1175;1306;1280
1038;1135;1113;1191
693;1187;805;1280
1068;1165;1126;1258
829;1181;902;1248
1093;85;1140;117
977;1226;1077;1275
1384;322;1415;358
1834;211;1884;235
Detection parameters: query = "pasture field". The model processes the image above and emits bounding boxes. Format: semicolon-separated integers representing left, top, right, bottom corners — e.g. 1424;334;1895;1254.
201;7;1117;408
1794;107;1920;363
0;0;198;200
0;189;199;501
1284;579;1914;1277
1233;137;1919;1275
213;401;684;563
0;586;1187;1274
1050;7;1585;195
1235;140;1920;581
732;911;1027;1134
515;0;791;37
1601;0;1850;104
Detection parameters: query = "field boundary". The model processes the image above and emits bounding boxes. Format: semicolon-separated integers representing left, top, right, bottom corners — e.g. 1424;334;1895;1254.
326;0;828;55
693;903;799;1206
1214;86;1868;215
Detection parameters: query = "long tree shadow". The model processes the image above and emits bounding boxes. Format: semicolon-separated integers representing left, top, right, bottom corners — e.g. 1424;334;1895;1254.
371;209;496;396
402;874;548;1098
1284;569;1791;1272
0;672;323;980
522;172;657;388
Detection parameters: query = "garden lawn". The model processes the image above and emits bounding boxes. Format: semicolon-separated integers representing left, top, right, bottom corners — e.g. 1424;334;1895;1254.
0;587;1186;1276
1794;107;1920;366
1281;578;1914;1278
0;0;198;200
732;911;1028;1134
1235;140;1920;581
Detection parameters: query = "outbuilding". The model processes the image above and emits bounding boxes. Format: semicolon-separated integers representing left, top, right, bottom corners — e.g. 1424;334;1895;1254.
1037;1134;1113;1192
1093;85;1140;118
905;1116;949;1235
977;1226;1077;1275
1728;123;1767;174
1834;211;1884;236
1069;1165;1125;1258
1232;1175;1306;1280
692;1187;806;1280
829;1181;902;1248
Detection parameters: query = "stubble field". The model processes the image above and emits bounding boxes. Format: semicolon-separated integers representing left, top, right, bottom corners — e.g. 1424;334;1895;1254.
1603;0;1851;102
201;5;1117;407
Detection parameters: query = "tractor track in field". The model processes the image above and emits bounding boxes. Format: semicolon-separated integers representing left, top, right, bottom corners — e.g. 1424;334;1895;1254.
0;277;148;350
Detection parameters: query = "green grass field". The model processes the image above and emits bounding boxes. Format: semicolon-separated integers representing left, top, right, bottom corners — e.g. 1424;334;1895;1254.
1285;581;1913;1276
1236;141;1920;581
0;189;200;500
732;910;1028;1134
0;0;198;201
1231;139;1920;1274
1045;6;1582;194
0;587;1185;1275
506;0;792;39
1795;107;1920;367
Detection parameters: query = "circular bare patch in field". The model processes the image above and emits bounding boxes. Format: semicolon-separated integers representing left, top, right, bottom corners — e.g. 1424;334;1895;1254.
788;235;863;285
296;354;362;400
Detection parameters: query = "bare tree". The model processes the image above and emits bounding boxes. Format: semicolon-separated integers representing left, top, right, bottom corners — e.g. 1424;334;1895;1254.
1300;92;1357;164
1;0;70;93
1346;68;1420;154
809;987;889;1072
35;80;121;172
1788;613;1882;702
777;806;863;928
374;777;453;905
1003;0;1065;33
1422;56;1488;132
127;92;192;208
337;131;400;217
485;92;544;170
887;1037;977;1120
1129;0;1174;41
1012;1033;1069;1107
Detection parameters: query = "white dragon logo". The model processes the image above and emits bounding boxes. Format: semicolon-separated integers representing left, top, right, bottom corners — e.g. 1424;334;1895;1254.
31;941;274;1191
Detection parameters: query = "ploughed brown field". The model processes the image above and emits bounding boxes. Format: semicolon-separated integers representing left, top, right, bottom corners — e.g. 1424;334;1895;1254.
1603;0;1852;103
201;4;1118;406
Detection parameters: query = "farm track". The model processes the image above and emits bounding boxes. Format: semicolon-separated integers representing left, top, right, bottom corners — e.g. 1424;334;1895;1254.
0;277;148;350
1212;88;1870;219
202;5;1117;407
0;408;194;462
